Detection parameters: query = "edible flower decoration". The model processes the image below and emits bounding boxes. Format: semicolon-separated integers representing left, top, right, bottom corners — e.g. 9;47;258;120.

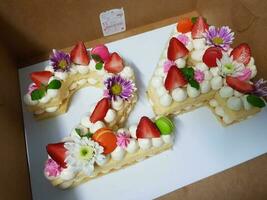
163;60;176;73
116;132;131;149
27;83;38;94
205;26;234;51
237;68;252;81
50;49;71;72
176;34;190;46
253;79;267;97
44;158;62;177
216;53;245;77
104;75;136;101
194;69;205;83
64;136;106;176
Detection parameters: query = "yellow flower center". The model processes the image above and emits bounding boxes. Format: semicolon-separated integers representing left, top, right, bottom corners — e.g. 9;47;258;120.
212;37;224;45
79;146;94;161
111;83;122;95
223;63;234;73
58;59;67;69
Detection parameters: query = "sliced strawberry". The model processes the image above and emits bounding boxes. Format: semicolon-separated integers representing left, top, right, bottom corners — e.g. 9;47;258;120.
46;142;67;168
91;45;110;62
70;41;90;65
164;65;188;91
177;18;193;33
136;116;161;139
191;16;209;39
104;52;124;73
90;98;110;123
202;47;223;68
167;37;189;61
230;43;251;65
226;76;254;94
30;71;53;87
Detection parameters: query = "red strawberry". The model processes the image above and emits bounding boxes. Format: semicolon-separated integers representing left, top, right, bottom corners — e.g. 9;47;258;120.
46;142;67;168
30;71;53;87
136;116;161;138
164;65;188;91
226;76;254;93
202;47;223;68
167;37;189;61
177;18;193;33
191;16;209;39
230;43;251;65
90;98;110;123
104;52;124;73
70;41;90;65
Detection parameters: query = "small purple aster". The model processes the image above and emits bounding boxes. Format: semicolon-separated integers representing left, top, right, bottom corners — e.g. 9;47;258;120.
116;132;131;149
163;60;176;73
204;26;234;51
253;79;267;97
194;69;205;83
104;75;136;101
50;49;71;72
176;34;189;46
44;158;62;177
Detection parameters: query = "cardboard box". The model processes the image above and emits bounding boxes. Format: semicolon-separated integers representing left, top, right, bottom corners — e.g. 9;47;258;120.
0;0;267;199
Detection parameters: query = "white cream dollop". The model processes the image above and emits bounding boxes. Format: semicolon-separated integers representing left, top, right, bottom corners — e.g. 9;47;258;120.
210;67;219;77
60;167;76;181
126;139;139;153
241;95;252;110
44;65;54;72
90;121;105;133
39;95;51;104
151;76;163;88
159;93;172;106
104;109;116;123
219;86;234;98
192;38;206;50
204;70;213;80
46;89;59;98
187;84;200;98
129;124;137;138
156;86;168;97
171;88;187;102
161;135;173;144
111;97;124;111
227;97;242;111
80;116;93;128
234;90;243;97
23;94;38;106
196;62;208;71
186;41;194;51
211;76;223;90
111;146;126;161
45;106;58;113
175;58;186;68
152;138;164;147
77;65;89;74
120;66;134;78
96;155;110;166
191;49;205;62
200;80;211;94
138;138;152;150
54;71;68;80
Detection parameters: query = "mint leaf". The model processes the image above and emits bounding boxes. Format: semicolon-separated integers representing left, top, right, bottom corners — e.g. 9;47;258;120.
181;67;194;80
75;128;92;138
91;54;103;63
191;17;198;24
95;62;103;70
189;79;200;90
47;79;61;89
84;132;93;138
75;128;82;136
247;95;266;108
31;89;45;100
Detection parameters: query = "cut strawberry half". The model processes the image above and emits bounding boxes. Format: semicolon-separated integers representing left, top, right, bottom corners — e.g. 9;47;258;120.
164;65;188;91
136;116;161;139
191;16;209;39
104;52;124;73
46;142;67;168
202;47;223;68
230;43;251;65
167;37;189;61
70;41;90;65
177;18;193;33
90;98;110;123
30;71;53;87
226;76;254;94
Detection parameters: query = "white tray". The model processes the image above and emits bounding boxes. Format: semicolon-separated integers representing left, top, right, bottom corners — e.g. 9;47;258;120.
19;24;267;200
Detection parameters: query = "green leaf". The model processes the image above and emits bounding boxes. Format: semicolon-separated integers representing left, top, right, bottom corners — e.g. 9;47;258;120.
31;89;46;100
95;62;103;70
75;128;82;136
189;79;200;90
91;54;103;62
247;95;266;108
47;79;61;89
181;67;194;80
191;17;198;24
75;128;92;138
84;132;93;138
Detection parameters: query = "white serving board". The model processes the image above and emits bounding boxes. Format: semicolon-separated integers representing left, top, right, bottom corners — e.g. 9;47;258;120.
19;24;267;200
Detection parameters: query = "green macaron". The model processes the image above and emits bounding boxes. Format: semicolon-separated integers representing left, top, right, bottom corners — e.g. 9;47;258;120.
155;116;174;135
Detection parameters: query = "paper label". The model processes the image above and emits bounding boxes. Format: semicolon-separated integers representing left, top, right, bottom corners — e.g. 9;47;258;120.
99;8;126;36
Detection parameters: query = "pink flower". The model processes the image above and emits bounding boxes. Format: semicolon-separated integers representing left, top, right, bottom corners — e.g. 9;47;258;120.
176;34;189;46
28;83;38;94
44;158;62;177
194;69;205;83
163;60;176;73
237;68;252;81
103;89;109;98
91;45;110;62
116;132;131;149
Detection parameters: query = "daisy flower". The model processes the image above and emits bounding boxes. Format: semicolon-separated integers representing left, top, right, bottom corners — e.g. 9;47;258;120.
50;49;71;72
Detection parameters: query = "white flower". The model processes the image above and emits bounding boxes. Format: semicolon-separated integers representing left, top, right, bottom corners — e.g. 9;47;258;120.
216;53;245;77
64;135;106;176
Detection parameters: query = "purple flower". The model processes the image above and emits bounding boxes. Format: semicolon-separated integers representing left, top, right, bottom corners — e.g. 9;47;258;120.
44;158;62;177
116;132;131;149
204;26;234;51
50;49;71;72
194;69;205;83
104;75;136;101
253;79;267;97
163;60;176;73
176;34;189;46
